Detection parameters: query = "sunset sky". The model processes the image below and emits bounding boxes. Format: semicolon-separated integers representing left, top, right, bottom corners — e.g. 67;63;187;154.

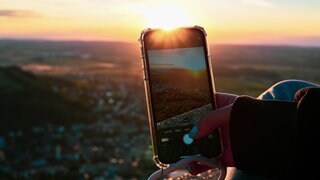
1;0;320;46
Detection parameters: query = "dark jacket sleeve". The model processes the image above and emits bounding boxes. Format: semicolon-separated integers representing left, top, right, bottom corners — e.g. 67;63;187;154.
229;96;298;178
294;88;320;179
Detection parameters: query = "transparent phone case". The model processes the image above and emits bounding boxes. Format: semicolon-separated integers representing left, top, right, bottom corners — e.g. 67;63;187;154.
138;26;219;168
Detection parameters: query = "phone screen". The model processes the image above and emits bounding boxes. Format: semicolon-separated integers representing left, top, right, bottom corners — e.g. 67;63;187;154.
143;28;221;164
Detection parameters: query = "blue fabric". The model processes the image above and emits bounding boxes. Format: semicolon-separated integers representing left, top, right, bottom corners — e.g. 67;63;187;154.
257;79;318;101
229;79;319;179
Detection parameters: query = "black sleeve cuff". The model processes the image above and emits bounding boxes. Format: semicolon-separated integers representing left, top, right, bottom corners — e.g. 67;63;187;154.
229;96;298;177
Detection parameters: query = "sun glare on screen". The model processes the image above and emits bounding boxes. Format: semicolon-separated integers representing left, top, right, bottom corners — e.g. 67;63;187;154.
142;4;193;30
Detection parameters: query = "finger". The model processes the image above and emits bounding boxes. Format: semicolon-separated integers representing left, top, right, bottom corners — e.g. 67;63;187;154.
215;92;238;108
187;162;212;175
193;104;232;140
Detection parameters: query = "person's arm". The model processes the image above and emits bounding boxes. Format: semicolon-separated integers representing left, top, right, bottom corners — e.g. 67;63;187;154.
293;88;320;179
188;96;298;177
230;96;298;178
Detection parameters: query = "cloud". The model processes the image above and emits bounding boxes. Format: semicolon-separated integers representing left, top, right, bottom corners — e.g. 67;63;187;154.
243;0;274;8
0;10;43;18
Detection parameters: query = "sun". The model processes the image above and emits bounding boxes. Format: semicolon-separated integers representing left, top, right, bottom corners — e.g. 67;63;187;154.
142;4;194;30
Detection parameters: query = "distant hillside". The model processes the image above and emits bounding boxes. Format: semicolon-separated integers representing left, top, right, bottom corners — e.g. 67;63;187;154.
1;40;319;97
0;66;92;132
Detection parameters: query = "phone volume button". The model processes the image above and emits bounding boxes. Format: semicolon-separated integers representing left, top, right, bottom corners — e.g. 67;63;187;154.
142;68;147;81
140;56;145;67
143;72;148;81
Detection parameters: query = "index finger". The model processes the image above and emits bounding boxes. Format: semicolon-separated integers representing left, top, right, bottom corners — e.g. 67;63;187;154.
194;104;232;139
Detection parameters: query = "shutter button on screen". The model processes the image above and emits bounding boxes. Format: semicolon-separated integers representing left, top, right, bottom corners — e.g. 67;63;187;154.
183;125;198;145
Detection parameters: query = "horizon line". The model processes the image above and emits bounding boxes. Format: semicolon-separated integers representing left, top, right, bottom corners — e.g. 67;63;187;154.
1;38;320;48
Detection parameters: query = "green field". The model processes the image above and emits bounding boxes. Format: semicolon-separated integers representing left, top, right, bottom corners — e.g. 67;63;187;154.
151;67;211;122
210;45;320;96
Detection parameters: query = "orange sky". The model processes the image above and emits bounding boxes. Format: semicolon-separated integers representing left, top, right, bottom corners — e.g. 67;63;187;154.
1;0;320;46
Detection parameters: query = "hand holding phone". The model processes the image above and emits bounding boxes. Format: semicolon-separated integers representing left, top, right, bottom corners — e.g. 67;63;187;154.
139;26;221;166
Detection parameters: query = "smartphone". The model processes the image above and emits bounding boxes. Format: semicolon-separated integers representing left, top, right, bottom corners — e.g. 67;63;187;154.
139;26;221;166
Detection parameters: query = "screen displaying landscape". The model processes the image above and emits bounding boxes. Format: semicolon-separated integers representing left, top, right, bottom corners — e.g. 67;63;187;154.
147;47;219;164
0;40;320;179
148;47;212;126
